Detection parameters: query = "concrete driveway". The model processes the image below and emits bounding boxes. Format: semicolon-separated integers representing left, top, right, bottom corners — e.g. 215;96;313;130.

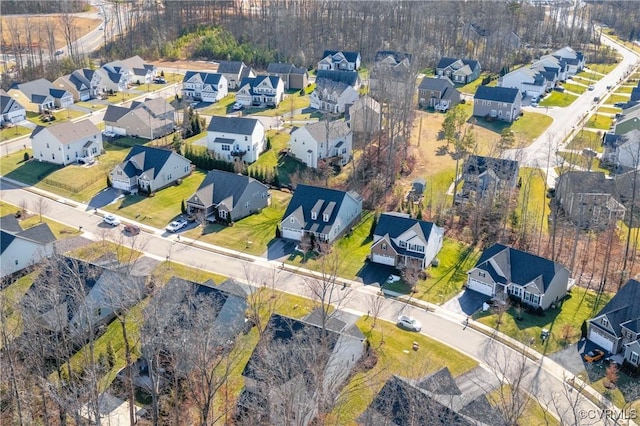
355;262;397;287
548;340;588;376
263;238;296;261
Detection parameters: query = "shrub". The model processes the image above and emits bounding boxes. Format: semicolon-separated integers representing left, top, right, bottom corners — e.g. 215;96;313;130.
23;152;30;162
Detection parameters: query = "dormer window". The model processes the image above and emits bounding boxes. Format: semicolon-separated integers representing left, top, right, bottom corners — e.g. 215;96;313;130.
311;212;317;220
601;317;609;328
323;214;329;222
398;241;406;248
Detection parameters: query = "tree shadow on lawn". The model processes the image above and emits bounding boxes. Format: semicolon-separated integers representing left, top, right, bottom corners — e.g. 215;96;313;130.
114;194;146;211
416;245;476;297
470;117;509;135
5;159;61;186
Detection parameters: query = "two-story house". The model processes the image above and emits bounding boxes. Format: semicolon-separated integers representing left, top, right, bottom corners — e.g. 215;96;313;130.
587;279;640;367
435;57;482;84
370;212;444;270
235;75;285;107
346;95;381;134
552;46;586;76
369;50;414;95
9;79;73;112
102;55;157;85
1;215;56;278
54;68;103;102
289;119;352;168
310;78;359;114
31;119;103;166
206;116;265;164
555;171;626;230
110;145;192;193
182;71;228;103
458;155;519;202
531;55;567;87
315;70;360;90
473;86;522;123
96;68;129;92
418;76;461;111
280;184;362;243
466;244;571;310
215;60;256;90
266;63;309;90
186;170;270;223
317;50;361;71
499;67;547;99
0;89;26;124
104;98;175;140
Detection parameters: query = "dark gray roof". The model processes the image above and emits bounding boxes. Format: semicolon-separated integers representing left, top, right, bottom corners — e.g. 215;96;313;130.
187;170;267;210
10;78;55;103
0;90;24;114
374;50;412;65
322;50;360;64
119;145;181;180
459;395;505;425
17;223;56;245
207;115;260;135
419;76;454;92
0;231;15;255
591;279;640;339
0;214;23;233
216;60;247;74
266;62;295;74
316;70;359;87
103;105;130;122
291;66;308;75
436;57;480;71
463;155;519;181
475;85;520;103
557;171;616;196
417;367;461;395
1;215;56;253
238;75;282;94
373;213;437;259
183;71;225;86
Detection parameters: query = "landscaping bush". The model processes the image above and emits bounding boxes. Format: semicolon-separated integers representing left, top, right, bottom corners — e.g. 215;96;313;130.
23;152;30;162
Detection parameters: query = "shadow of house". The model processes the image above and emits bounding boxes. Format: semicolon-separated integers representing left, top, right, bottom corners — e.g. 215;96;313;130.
1;214;56;278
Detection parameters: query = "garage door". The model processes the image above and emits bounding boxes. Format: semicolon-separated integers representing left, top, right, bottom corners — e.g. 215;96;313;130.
372;253;395;266
588;328;615;352
466;279;494;297
282;228;302;241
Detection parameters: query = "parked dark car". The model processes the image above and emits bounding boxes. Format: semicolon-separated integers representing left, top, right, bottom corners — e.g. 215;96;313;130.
124;224;140;235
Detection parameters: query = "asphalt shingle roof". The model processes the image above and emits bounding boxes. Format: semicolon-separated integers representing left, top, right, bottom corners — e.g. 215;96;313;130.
321;50;360;64
187;170;266;210
419;76;454;92
103;105;130;122
0;231;16;255
316;70;359;87
374;50;412;65
591;279;640;338
31;119;100;145
216;60;247;74
266;62;295;74
17;223;56;245
297;119;351;143
0;214;23;233
474;85;520;103
207;115;260;135
463;155;519;181
119;145;177;180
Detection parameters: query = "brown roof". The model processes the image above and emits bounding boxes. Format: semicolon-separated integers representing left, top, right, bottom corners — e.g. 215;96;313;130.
36;119;100;144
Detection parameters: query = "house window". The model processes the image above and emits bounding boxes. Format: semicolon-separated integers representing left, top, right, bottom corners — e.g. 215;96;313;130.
601;318;609;328
15;259;18;265
52;154;55;160
398;241;406;248
46;143;50;148
167;174;172;180
631;352;639;365
244;136;248;141
290;217;295;223
245;201;250;208
311;212;317;220
222;145;230;151
382;243;387;250
323;213;329;222
66;155;69;161
219;210;227;219
577;194;584;202
479;271;486;278
92;147;97;154
342;148;347;154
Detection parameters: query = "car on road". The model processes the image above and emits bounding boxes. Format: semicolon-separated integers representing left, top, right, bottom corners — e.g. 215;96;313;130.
166;218;188;233
530;102;538;107
102;130;116;138
397;315;422;332
588;85;595;91
553;86;565;92
593;96;601;102
55;49;64;56
103;214;121;226
583;349;605;363
232;102;244;111
154;77;166;84
124;224;140;235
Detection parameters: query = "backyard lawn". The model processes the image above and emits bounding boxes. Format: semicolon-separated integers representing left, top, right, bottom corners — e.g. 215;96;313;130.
0;125;31;142
199;94;236;116
74;101;107;111
252;91;311;118
475;286;611;354
247;130;291;171
586;63;620;75
605;93;631;105
576;70;603;82
615;85;636;94
539;91;578;107
584;113;613;130
517;167;551;236
0;272;37;348
473;111;553;145
597;106;622;115
67;240;143;264
565;130;604;153
561;83;587;94
455;73;496;95
558;151;609;174
26;109;87;125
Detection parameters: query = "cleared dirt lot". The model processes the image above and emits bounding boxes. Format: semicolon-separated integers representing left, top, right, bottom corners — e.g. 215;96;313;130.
1;15;101;50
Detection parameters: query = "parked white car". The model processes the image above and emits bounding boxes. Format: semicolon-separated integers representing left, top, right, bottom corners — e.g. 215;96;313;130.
166;218;188;233
103;214;121;226
397;315;422;332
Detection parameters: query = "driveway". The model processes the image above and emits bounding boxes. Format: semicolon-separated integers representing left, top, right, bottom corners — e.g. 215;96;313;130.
442;289;491;316
355;262;398;287
88;187;123;210
263;238;296;261
548;340;588;376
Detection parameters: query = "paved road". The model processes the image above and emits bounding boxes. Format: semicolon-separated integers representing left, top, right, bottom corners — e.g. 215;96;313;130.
1;177;634;425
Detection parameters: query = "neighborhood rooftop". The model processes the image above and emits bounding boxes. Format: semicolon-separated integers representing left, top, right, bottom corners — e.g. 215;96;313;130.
474;85;520;103
31;119;99;144
207;115;260;135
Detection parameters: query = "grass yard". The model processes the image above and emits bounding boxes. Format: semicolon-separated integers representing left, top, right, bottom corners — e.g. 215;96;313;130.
26;109;86;125
286;211;376;279
615;85;636;94
539;91;578;107
385;238;480;304
184;190;291;256
587;63;620;75
605;93;631;105
475;286;611;354
565;130;604;153
67;240;143;264
246;130;291;172
584;113;613;130
252;92;311;118
198;95;236;116
74;101;107;111
0;272;37;348
487;385;560;426
151;261;227;285
561;83;588;94
0;125;31;142
104;170;206;228
455;74;495;95
597;106;622;115
590;371;640;412
576;71;603;82
0;201;81;239
473;111;553;145
517;167;551;236
617;221;640;251
558;151;609;174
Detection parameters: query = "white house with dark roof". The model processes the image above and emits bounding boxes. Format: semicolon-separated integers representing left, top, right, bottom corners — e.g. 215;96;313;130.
102;55;157;85
207;116;265;164
587;279;640;366
215;60;255;90
316;70;360;89
54;68;104;102
280;184;362;243
266;63;309;90
436;57;482;84
31;119;103;166
1;215;56;278
499;67;547;98
110;145;191;193
186;170;270;222
289;119;352;168
552;46;586;75
182;71;228;102
0;89;26;124
235;75;285;107
473;86;522;122
104;98;175;140
96;68;128;92
418;76;461;111
370;212;444;269
317;50;361;71
466;244;570;310
8;79;73;112
310;78;359;114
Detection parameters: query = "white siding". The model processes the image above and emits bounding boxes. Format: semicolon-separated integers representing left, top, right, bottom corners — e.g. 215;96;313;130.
588;328;615;352
466;278;494;296
372;253;395;266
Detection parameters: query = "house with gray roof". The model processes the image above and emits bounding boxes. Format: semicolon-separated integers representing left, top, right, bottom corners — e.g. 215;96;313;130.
466;244;570;310
369;50;414;95
473;86;522;123
1;215;56;278
8;78;73;112
531;55;567;88
54;68;104;101
215;60;255;90
206;116;265;164
235;75;285;107
370;212;444;269
266;63;308;90
346;95;381;134
110;145;191;193
436;57;482;84
588;279;640;367
289;119;352;168
280;184;362;243
310;78;359;114
458;155;519;202
317;50;361;71
499;67;547;99
418;76;461;111
182;70;228;102
315;69;360;89
0;89;26;124
104;97;175;140
552;46;585;75
31;119;103;166
102;55;157;86
186;170;269;223
96;67;128;92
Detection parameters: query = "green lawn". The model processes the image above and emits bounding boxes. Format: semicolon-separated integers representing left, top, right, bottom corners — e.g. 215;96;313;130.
585;113;613;130
587;63;619;75
385;238;480;304
539;91;578;107
74;101;107;111
605;93;631;105
597;106;622;115
423;168;455;218
474;111;553;144
286;212;375;279
198;94;236;116
103;91;139;104
247;130;290;171
0;272;37;348
565;130;604;153
557;151;608;173
517;167;550;237
615;85;636;94
26;109;87;126
184;190;291;256
576;71;603;82
1;149;63;185
591;370;640;412
0;201;81;240
67;240;143;264
562;83;588;94
455;74;495;95
104;170;206;228
252;91;311;118
151;260;227;286
0;125;31;142
487;386;560;426
475;286;611;354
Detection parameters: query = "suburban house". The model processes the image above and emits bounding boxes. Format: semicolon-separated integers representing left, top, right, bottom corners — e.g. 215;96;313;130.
315;69;360;90
615;170;640;227
182;71;228;102
310;78;359;114
436;57;482;84
552;46;586;75
1;215;56;278
54;68;103;102
103;98;175;140
531;55;566;87
206;116;265;164
369;212;444;270
266;63;309;90
237;310;364;425
110;145;191;193
418;76;461;111
346;95;381;134
499;67;547;98
458;155;520;202
215;60;255;90
473;86;522;123
96;68;129;92
280;184;362;243
555;171;626;229
466;243;571;310
102;55;157;85
317;50;361;71
186;170;270;223
587;279;640;367
31;119;103;166
289;119;352;168
369;50;413;93
235;75;285;107
9;79;73;112
0;89;26;124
